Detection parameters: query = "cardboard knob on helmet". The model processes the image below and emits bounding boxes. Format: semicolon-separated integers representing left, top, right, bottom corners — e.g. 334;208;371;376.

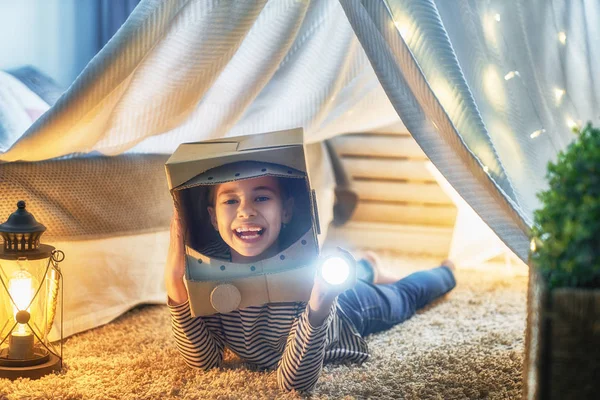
210;284;242;313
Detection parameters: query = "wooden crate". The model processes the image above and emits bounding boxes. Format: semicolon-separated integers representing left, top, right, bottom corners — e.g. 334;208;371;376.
352;201;456;227
332;133;427;160
341;157;434;182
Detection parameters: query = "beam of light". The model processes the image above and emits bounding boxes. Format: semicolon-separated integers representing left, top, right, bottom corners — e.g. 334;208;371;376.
320;256;350;285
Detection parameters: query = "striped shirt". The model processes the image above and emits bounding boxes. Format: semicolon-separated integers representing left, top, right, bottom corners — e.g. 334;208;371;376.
169;300;369;392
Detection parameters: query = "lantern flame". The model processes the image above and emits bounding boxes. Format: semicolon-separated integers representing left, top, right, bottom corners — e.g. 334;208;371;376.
8;270;34;336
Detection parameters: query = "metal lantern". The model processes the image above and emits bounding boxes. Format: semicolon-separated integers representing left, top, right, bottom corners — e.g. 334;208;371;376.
0;201;64;380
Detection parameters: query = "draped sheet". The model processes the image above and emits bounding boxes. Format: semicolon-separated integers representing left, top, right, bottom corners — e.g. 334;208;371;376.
0;0;400;161
339;0;599;261
2;0;598;264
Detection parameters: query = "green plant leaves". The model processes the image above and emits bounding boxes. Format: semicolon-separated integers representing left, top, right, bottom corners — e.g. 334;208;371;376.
531;123;600;289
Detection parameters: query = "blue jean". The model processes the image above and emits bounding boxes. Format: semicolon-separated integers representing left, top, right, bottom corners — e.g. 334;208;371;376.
337;266;456;336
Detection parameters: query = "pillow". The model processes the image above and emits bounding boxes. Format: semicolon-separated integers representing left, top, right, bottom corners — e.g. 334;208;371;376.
0;70;51;152
7;66;65;106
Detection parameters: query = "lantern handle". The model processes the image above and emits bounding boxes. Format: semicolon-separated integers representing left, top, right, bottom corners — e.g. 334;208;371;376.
52;250;65;263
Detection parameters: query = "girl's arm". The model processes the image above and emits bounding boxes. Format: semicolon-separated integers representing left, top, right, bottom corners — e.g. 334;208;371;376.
166;210;225;370
277;255;357;392
276;300;337;392
277;263;356;392
169;300;225;370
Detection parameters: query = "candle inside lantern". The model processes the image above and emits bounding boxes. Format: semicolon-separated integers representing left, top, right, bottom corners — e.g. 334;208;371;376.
7;267;36;359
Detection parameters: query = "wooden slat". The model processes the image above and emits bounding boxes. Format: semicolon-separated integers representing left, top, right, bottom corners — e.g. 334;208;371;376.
325;221;452;256
352;201;457;227
352;180;453;205
332;135;427;159
341;131;410;136
342;158;434;182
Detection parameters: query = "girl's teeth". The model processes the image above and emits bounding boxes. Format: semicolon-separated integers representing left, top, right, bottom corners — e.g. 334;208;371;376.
236;227;262;233
235;228;264;239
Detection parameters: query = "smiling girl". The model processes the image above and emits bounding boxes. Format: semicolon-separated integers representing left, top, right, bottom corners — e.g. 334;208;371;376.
165;169;456;392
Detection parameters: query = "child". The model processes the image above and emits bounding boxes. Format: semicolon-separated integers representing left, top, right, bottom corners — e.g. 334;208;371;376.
165;174;456;392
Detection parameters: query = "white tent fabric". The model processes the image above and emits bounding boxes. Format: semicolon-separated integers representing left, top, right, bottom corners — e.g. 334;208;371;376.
1;0;598;336
426;161;519;270
340;0;599;261
0;0;400;160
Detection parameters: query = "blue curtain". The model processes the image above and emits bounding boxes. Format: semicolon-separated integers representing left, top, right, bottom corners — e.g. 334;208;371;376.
97;0;141;52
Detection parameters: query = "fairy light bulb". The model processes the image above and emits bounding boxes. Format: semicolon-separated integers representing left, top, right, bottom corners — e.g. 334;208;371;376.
554;88;565;104
566;117;579;131
394;18;414;42
483;165;489;173
504;71;520;80
494;13;501;22
530;129;546;139
558;31;567;45
394;21;408;37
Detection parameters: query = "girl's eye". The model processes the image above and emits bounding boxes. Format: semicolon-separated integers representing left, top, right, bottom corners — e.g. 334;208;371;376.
255;196;270;202
223;199;238;205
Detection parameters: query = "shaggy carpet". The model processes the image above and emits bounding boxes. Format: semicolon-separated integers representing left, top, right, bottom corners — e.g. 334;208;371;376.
0;256;527;400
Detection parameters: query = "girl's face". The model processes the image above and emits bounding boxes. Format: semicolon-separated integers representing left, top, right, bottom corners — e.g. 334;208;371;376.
207;176;293;263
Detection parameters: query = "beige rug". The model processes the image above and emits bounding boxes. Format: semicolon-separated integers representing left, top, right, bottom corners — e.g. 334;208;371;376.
0;256;527;400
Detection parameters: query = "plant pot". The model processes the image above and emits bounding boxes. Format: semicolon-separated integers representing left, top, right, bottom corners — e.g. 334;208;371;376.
523;266;600;399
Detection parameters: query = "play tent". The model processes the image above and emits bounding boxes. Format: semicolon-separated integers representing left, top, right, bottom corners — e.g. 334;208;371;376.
1;0;598;339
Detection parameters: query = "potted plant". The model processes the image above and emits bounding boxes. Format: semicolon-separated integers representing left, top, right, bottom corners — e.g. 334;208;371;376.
524;123;600;399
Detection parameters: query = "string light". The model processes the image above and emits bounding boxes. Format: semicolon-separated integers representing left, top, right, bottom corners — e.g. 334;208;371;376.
566;117;579;131
487;7;567;151
558;31;567;45
530;239;536;252
394;21;408;37
554;88;565;104
393;18;414;42
530;128;545;139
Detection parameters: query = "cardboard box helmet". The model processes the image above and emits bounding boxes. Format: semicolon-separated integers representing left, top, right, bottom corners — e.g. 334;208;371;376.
165;129;321;316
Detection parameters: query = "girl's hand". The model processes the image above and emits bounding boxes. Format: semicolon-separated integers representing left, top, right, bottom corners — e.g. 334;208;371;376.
307;248;357;327
165;207;188;304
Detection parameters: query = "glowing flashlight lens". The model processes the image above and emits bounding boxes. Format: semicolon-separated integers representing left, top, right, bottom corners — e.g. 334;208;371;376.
321;256;350;285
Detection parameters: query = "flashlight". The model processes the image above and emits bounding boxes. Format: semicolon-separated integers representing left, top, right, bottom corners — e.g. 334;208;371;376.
318;249;355;286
